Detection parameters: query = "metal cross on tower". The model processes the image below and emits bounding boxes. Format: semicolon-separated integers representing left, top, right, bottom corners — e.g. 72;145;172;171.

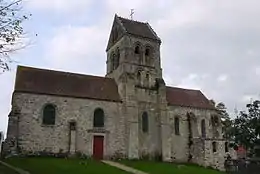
130;9;134;20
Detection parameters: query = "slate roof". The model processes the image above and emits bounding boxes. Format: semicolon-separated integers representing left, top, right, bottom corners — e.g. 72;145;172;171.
166;86;215;110
117;16;161;42
14;66;215;109
14;66;122;102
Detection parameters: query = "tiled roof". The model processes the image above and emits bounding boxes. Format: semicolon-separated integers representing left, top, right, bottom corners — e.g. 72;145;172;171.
14;66;121;102
14;66;215;109
117;16;160;42
166;86;215;110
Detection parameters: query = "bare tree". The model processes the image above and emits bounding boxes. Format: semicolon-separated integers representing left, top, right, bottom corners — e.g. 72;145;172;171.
0;0;30;72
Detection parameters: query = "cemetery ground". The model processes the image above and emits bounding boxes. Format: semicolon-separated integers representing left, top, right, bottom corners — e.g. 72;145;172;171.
119;160;224;174
1;157;225;174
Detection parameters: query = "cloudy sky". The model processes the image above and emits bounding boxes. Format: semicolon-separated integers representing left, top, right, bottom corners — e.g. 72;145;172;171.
1;0;260;135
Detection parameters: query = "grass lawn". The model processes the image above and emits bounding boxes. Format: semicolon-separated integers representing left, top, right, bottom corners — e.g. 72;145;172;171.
0;164;18;174
3;157;129;174
119;160;225;174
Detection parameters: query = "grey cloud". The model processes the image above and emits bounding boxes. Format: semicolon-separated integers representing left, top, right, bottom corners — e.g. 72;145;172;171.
1;0;260;134
153;1;260;116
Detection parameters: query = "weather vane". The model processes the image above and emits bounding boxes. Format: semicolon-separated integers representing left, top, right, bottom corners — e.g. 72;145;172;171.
130;9;134;20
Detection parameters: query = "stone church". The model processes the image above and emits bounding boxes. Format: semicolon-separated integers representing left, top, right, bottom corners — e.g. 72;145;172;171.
4;15;227;170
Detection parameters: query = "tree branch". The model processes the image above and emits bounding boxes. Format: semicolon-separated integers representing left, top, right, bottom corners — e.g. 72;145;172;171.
0;0;22;12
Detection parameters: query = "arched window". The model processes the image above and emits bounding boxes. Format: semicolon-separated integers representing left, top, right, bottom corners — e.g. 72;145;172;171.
69;121;76;131
225;142;229;153
212;142;217;153
137;71;141;84
42;104;56;125
145;46;153;65
135;46;140;54
93;108;104;128
201;119;206;138
142;112;148;133
174;117;180;135
145;48;150;56
146;73;149;87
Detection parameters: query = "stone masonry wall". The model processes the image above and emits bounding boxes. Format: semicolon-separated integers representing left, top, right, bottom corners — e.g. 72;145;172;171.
8;92;126;159
204;140;226;171
167;105;225;170
106;29;165;160
6;91;226;170
106;35;162;84
122;80;166;159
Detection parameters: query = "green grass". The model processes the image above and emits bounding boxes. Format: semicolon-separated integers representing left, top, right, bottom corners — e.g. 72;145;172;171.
119;160;225;174
4;157;129;174
0;164;18;174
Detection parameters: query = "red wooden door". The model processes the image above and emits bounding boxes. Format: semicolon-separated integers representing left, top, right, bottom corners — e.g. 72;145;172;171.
93;136;104;160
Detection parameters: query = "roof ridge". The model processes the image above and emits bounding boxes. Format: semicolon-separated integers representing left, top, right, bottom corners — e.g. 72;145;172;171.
166;86;201;91
17;65;112;80
117;16;148;25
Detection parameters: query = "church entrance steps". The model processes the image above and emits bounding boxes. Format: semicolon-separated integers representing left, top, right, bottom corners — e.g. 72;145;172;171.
102;160;149;174
0;160;30;174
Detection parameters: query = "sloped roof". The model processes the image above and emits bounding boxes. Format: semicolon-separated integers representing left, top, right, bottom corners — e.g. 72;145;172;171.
14;66;121;102
117;16;161;42
166;86;215;110
14;66;214;110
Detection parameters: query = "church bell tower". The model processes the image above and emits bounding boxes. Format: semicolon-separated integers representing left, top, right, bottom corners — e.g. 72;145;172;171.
105;14;167;160
105;14;163;89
